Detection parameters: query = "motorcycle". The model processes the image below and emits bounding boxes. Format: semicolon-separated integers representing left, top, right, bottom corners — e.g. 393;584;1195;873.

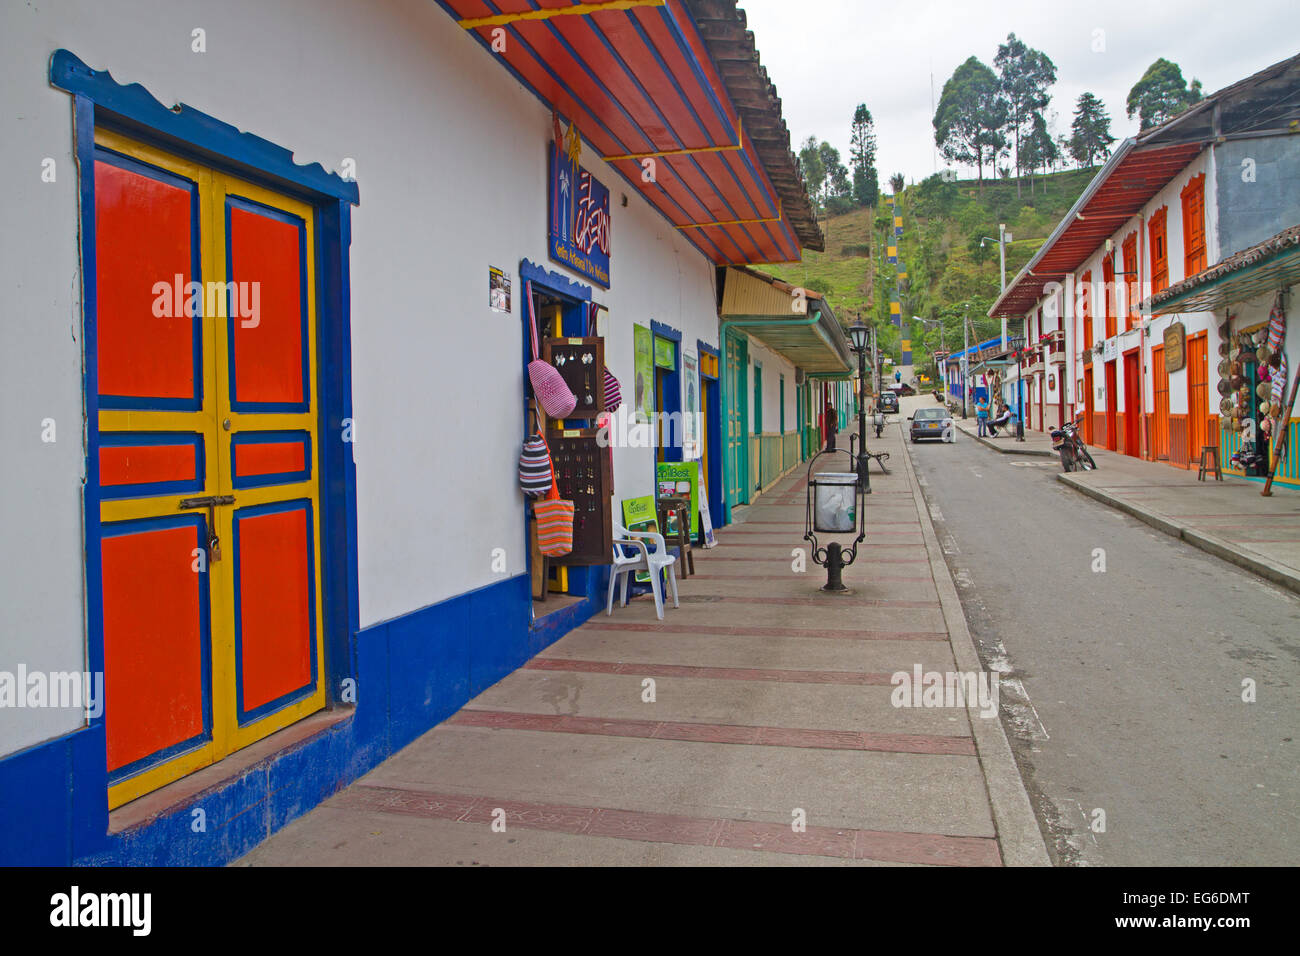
873;409;886;438
1050;421;1097;472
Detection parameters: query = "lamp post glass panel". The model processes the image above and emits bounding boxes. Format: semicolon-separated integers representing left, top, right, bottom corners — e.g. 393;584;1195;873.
802;319;872;592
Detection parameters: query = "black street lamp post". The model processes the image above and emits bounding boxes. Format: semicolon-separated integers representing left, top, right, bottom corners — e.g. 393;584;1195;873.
802;319;873;592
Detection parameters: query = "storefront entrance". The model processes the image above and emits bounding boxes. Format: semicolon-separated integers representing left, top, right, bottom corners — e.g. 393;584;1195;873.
1104;360;1118;451
93;130;326;809
725;332;749;513
1152;345;1171;460
1124;349;1142;457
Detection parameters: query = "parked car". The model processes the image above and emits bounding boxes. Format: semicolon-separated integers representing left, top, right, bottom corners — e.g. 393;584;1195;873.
909;406;954;443
878;390;900;414
890;382;916;397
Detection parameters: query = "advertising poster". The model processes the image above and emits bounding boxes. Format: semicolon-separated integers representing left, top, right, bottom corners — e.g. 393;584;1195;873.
621;495;658;583
682;350;699;460
489;266;511;313
696;460;716;548
656;461;699;537
633;324;653;423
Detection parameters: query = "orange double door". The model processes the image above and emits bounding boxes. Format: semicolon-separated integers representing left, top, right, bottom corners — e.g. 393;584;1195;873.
91;130;325;809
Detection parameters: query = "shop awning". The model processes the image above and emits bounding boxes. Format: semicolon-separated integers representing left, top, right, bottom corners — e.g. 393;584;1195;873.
990;52;1300;320
720;266;852;375
1144;224;1300;315
988;138;1203;318
442;0;823;265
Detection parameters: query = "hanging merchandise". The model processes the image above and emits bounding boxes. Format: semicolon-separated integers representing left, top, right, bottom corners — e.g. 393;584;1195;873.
518;411;555;499
526;281;578;419
587;302;623;413
534;440;575;558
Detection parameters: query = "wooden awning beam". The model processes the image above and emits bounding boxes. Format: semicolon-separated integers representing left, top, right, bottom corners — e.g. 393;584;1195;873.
459;0;666;29
602;117;742;162
677;199;781;229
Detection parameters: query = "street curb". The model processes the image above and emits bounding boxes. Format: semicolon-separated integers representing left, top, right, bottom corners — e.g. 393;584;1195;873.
901;439;1052;867
1056;473;1300;598
953;423;1054;457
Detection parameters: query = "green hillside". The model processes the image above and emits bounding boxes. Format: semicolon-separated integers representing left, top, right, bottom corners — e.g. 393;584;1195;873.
766;166;1099;373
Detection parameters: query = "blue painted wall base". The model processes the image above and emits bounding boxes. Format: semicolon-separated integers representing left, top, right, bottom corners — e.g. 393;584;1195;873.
0;569;605;866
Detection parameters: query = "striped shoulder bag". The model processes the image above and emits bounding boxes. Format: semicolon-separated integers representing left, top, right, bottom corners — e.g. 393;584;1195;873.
533;433;574;558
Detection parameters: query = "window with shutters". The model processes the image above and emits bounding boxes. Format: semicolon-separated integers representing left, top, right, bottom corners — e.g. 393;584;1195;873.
1181;174;1207;278
1122;232;1138;331
1149;207;1169;295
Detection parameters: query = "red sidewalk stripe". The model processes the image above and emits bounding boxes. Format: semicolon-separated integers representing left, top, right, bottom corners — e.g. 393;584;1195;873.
580;621;947;641
450;709;975;756
678;595;940;609
333;785;1000;866
687;574;933;583
526;658;899;685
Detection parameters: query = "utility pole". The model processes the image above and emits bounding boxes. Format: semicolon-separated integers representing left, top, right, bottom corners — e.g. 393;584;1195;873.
998;222;1009;349
961;306;970;420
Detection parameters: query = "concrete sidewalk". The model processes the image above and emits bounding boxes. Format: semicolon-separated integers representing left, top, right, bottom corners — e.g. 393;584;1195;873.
239;423;1047;867
952;416;1055;457
1056;450;1300;597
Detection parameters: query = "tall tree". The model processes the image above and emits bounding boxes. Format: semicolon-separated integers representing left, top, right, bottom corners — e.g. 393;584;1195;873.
1069;92;1115;167
799;136;826;208
853;165;879;209
849;104;879;208
1126;58;1204;130
934;56;1008;192
994;33;1057;196
1020;112;1060;192
818;141;851;203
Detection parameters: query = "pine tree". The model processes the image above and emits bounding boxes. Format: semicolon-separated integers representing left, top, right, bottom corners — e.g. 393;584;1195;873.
849;104;879;208
1069;92;1115;167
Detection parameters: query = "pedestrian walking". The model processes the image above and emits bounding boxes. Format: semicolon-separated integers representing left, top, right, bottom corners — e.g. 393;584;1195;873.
976;396;990;436
823;399;837;451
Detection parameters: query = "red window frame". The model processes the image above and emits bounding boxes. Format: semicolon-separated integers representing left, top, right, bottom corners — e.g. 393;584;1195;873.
1080;270;1093;364
1181;174;1207;278
1149;207;1169;295
1122;232;1138;331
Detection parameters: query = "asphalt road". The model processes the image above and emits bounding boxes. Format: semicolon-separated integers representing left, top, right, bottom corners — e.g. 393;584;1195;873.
899;398;1300;866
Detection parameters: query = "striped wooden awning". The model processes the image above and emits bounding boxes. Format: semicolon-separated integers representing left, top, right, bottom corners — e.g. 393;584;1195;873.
442;0;821;265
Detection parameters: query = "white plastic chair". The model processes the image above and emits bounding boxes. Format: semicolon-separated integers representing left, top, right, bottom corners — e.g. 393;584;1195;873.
607;520;680;621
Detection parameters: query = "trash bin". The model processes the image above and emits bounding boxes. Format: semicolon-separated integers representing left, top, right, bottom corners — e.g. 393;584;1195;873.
812;472;858;533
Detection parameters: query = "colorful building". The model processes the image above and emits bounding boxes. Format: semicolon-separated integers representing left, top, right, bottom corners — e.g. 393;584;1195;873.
0;0;834;864
989;54;1300;480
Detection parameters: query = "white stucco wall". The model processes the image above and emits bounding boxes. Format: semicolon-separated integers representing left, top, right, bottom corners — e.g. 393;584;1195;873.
0;0;724;757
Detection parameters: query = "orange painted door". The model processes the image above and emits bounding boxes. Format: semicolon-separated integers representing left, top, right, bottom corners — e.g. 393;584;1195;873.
1083;366;1095;445
93;130;325;809
1152;345;1170;460
1124;350;1141;457
1105;360;1118;451
1188;334;1209;458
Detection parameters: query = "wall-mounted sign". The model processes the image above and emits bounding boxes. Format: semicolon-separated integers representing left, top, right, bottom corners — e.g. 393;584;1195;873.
489;266;511;313
1164;322;1186;372
654;334;676;370
549;140;611;289
1102;338;1119;363
682;350;699;460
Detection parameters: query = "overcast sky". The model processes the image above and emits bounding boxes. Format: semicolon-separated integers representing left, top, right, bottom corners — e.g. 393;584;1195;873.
738;0;1299;184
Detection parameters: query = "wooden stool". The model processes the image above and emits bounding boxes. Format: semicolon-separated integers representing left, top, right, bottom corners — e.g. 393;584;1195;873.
656;496;695;577
1197;446;1222;482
